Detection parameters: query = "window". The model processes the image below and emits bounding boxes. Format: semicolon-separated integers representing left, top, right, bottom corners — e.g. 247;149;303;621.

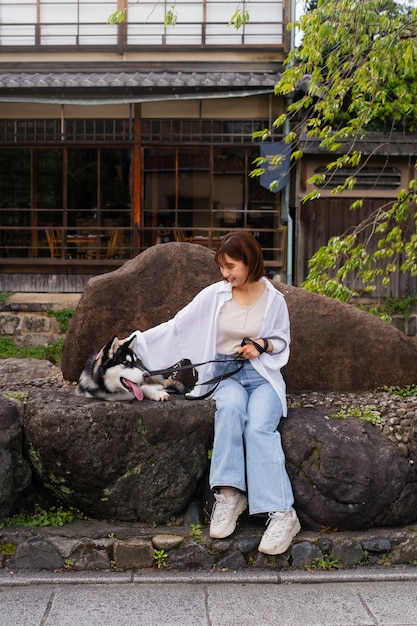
313;166;402;190
0;0;284;47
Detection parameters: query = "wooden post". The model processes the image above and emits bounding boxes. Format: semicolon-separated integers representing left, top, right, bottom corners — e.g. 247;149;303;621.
132;103;142;255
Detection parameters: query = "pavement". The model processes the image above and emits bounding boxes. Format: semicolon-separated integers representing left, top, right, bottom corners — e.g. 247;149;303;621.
1;568;417;625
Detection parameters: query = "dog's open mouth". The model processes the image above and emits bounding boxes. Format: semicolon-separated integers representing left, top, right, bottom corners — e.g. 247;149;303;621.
121;378;144;401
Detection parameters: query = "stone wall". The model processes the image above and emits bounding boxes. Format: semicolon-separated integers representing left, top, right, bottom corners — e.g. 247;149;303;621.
0;294;80;347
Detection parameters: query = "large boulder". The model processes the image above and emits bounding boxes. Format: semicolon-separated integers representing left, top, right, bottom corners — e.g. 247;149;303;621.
281;408;417;530
61;242;417;392
280;285;417;392
0;396;32;519
23;390;214;524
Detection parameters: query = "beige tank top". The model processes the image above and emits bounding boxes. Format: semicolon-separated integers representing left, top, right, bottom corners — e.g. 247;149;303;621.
216;288;268;355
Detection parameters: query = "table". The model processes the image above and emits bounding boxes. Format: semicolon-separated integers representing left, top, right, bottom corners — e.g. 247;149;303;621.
66;234;102;258
188;236;222;248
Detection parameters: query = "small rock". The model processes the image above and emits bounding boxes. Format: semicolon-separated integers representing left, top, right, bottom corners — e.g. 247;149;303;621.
217;550;247;570
167;540;213;570
9;537;64;571
291;541;323;568
113;539;153;570
362;538;391;553
152;534;184;550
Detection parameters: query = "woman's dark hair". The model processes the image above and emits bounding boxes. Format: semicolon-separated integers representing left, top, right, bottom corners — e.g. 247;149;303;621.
214;231;265;283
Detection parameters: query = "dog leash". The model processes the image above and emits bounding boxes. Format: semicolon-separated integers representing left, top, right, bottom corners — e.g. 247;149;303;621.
186;356;247;400
147;337;265;378
147;355;247;400
147;337;267;400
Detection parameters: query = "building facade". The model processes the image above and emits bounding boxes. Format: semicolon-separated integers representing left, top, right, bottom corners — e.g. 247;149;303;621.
0;0;292;292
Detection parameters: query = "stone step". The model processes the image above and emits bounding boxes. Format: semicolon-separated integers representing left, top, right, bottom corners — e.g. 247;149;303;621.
1;518;416;573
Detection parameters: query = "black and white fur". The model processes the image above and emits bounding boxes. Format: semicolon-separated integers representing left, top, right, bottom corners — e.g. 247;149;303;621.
75;335;170;402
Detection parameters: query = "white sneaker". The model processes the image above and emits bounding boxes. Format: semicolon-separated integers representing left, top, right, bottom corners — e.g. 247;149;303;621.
258;509;301;555
209;491;248;539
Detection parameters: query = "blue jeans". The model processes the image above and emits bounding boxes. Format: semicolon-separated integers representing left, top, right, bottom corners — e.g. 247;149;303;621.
209;356;294;515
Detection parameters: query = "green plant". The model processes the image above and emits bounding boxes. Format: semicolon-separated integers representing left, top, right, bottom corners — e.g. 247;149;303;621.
228;7;250;30
0;292;14;303
326;405;381;425
189;523;204;542
166;516;176;527
3;391;28;403
0;543;17;557
358;550;370;566
0;504;85;529
64;559;74;569
383;384;417;398
0;336;63;362
378;552;392;566
273;0;417;300
48;308;74;333
306;553;343;571
164;5;178;27
266;555;277;568
153;549;168;569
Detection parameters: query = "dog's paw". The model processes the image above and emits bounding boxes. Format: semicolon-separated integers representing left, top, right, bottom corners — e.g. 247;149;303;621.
154;390;170;401
142;384;170;401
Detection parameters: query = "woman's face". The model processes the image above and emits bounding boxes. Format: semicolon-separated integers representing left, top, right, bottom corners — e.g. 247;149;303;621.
219;253;249;287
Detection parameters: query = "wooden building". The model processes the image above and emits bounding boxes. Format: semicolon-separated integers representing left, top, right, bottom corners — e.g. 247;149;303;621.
0;0;293;292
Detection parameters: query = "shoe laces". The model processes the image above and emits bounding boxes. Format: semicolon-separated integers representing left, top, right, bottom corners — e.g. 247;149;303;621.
264;511;292;539
211;493;232;524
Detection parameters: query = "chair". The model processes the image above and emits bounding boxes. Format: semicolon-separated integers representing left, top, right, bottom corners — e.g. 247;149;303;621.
0;229;13;257
45;227;62;258
103;229;122;259
173;226;191;242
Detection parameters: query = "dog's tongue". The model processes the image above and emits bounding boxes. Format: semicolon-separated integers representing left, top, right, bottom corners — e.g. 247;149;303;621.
123;379;144;401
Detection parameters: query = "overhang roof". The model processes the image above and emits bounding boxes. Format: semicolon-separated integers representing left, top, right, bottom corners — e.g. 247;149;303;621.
0;70;282;104
300;135;417;157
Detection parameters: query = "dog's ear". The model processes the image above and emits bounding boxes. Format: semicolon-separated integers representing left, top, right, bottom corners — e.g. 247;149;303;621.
103;336;119;359
123;335;137;351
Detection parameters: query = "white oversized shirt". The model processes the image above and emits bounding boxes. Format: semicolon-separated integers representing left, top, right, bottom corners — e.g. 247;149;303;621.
129;277;290;415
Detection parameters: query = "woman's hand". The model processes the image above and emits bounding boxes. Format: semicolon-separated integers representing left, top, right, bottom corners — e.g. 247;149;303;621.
237;337;271;359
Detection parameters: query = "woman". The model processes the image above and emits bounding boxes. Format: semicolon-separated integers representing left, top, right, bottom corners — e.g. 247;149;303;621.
127;231;300;555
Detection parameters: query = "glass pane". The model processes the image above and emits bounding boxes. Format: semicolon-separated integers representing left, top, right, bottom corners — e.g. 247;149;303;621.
143;147;177;247
35;149;64;258
35;148;63;211
247;148;280;263
213;147;245;229
178;148;210;235
67;148;98;229
100;148;131;227
0;148;31;258
0;149;30;214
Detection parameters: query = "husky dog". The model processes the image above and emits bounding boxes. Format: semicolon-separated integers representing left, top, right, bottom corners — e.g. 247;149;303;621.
76;335;170;402
76;335;198;402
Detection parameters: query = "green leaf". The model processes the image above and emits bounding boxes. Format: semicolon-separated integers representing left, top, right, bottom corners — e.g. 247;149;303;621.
164;6;178;27
107;9;126;25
